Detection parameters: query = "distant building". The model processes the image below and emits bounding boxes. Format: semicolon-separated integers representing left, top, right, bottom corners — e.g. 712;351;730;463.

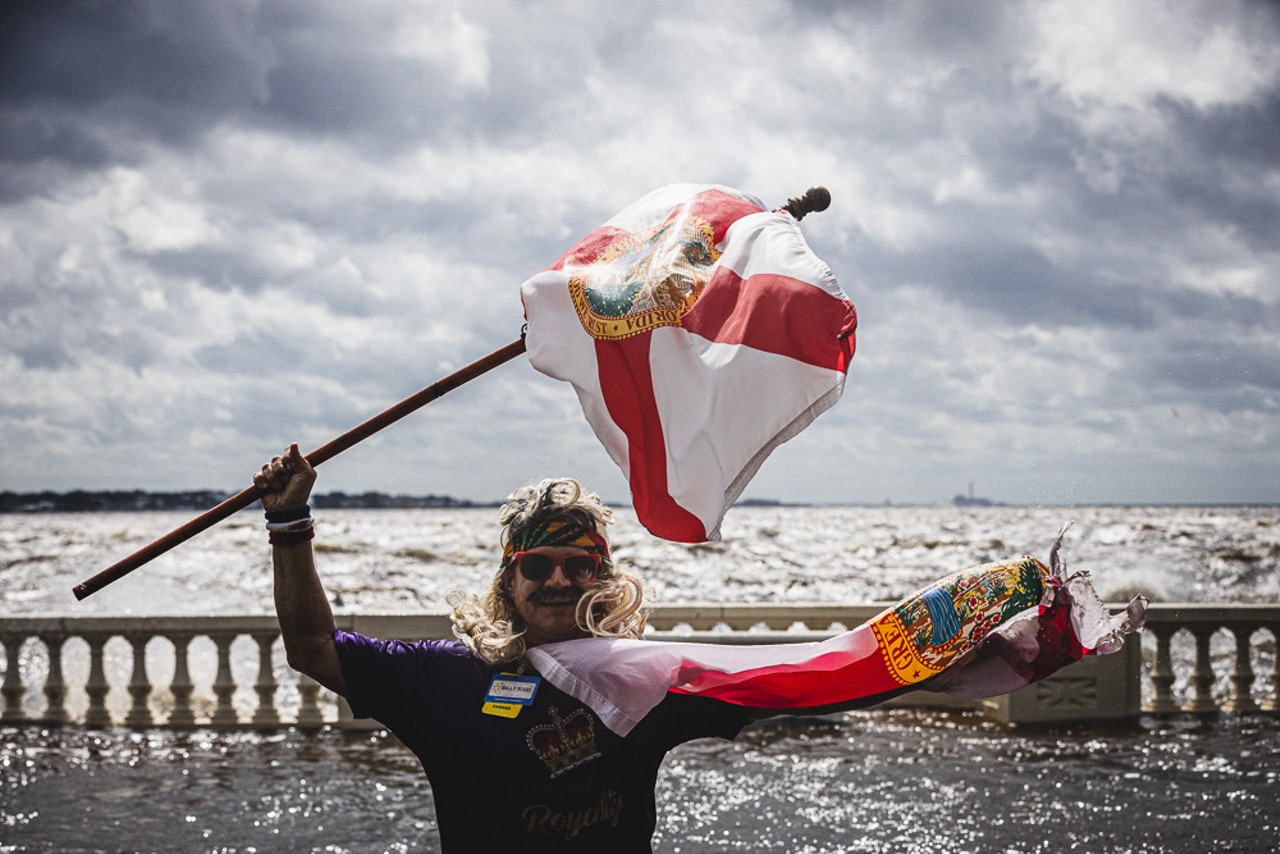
952;480;997;507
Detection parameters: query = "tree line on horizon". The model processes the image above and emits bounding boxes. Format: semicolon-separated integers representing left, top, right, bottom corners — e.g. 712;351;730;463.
0;489;493;513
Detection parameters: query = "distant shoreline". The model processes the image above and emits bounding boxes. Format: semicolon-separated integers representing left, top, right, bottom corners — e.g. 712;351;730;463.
0;490;500;514
1;490;1274;513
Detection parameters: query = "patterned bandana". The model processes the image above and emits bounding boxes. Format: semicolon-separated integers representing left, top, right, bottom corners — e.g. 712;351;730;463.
501;519;610;570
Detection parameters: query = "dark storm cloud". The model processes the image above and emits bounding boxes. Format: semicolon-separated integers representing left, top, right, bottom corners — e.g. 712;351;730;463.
194;331;306;375
137;246;276;295
0;111;113;171
1009;90;1280;261
10;337;74;371
0;1;275;151
1158;288;1279;333
1145;336;1280;398
1189;92;1280;173
878;236;1277;335
133;243;385;321
875;239;1145;328
250;9;469;146
0;0;501;183
0;3;269;108
1160;98;1280;250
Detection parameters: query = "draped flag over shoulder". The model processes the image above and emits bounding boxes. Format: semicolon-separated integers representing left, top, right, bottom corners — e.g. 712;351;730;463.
521;184;857;542
529;530;1149;736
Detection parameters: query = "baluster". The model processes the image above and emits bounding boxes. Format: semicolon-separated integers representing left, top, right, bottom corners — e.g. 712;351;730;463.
85;633;112;727
1;634;25;723
250;631;281;728
167;633;196;728
1263;625;1279;713
296;672;324;729
124;634;155;727
210;633;239;728
1145;626;1179;713
1183;626;1219;713
1222;626;1259;713
43;634;68;725
337;693;356;728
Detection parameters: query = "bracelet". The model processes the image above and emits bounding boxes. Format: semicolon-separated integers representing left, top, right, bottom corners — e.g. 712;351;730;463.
265;503;314;545
269;527;316;546
266;516;315;533
265;504;311;523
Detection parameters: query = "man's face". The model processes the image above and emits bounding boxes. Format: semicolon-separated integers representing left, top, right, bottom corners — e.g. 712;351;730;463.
507;545;597;647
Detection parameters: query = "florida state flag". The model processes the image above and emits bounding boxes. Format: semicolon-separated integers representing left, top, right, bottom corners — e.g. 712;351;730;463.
529;546;1148;736
521;184;857;542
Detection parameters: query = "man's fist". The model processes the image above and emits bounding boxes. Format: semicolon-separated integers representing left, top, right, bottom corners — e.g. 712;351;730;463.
253;443;317;512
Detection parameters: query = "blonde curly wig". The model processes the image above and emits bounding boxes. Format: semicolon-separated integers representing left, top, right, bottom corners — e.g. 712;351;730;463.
448;477;647;663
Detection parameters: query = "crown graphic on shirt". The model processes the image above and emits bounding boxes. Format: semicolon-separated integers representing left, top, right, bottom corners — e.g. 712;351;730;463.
526;705;602;778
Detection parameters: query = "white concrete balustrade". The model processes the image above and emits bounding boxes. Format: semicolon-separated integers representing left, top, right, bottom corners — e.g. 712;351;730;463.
0;605;1275;728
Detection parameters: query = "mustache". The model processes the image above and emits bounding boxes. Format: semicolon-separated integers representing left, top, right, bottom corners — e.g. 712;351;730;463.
530;590;583;605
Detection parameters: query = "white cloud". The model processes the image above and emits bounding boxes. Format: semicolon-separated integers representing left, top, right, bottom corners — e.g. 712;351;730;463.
1028;0;1280;114
391;9;491;91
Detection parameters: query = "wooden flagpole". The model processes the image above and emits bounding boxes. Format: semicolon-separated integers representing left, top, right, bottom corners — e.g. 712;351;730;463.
73;336;527;601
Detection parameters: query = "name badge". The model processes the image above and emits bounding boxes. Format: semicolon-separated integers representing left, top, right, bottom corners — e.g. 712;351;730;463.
482;673;540;719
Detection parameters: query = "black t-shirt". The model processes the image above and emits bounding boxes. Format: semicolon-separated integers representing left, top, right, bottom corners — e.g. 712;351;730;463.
335;630;749;852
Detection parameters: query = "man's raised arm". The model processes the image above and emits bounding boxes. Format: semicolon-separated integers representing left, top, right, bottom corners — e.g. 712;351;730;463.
254;443;347;696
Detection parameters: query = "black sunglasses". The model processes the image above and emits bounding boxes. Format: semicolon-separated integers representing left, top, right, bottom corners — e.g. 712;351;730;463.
512;551;601;583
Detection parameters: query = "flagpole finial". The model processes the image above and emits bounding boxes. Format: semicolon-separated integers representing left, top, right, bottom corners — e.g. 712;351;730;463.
780;186;831;221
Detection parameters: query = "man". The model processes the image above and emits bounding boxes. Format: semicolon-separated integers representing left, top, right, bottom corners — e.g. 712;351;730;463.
255;443;750;852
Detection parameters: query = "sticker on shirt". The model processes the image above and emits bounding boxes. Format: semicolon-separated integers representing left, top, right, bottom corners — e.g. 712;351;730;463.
482;673;541;718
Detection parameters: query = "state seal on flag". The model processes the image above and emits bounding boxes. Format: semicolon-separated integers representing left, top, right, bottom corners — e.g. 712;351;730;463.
870;557;1046;686
566;213;720;340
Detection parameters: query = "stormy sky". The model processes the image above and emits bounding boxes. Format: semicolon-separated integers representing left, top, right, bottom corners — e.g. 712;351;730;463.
2;0;1277;507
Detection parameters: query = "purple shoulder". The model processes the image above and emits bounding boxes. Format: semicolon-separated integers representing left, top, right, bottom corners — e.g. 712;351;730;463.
333;629;475;659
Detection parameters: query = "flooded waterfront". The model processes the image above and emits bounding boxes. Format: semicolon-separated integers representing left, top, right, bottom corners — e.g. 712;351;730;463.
2;711;1278;852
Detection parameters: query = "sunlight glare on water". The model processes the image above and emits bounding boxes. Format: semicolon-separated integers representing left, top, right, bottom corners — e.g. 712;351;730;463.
3;712;1278;852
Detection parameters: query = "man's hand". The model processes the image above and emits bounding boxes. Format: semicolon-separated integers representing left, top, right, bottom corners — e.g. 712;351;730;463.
253;443;317;512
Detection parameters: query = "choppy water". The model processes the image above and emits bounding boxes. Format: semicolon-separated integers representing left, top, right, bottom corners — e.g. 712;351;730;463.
2;504;1278;852
2;712;1277;853
4;504;1279;615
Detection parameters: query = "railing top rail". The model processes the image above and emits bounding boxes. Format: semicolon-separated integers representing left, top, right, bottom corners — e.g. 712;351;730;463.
1137;604;1280;625
1;602;1276;636
0;614;284;634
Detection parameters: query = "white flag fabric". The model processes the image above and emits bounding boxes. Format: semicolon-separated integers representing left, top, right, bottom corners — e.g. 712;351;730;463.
521;184;857;542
